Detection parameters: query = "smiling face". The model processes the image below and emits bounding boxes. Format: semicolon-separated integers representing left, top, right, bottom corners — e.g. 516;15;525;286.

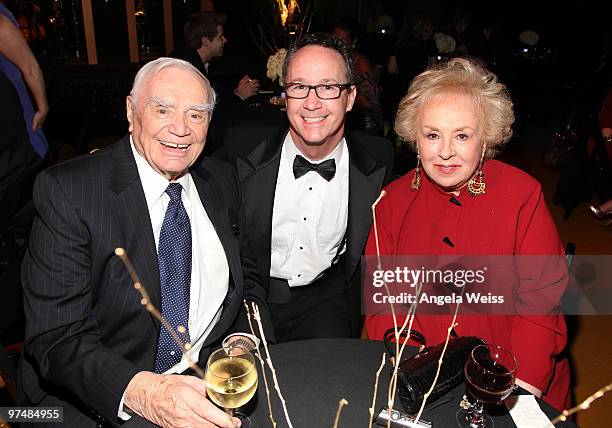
126;66;210;181
285;45;356;160
417;93;484;194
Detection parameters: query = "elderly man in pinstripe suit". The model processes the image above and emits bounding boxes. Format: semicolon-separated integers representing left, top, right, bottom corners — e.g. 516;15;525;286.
18;58;262;427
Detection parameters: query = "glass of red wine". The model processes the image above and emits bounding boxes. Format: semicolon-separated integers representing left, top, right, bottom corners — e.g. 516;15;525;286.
456;344;517;428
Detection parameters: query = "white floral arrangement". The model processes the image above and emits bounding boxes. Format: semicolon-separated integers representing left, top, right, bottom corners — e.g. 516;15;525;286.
266;48;287;85
434;33;456;54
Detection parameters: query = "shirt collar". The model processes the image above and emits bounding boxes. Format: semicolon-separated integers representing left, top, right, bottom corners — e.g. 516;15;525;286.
129;136;191;209
283;133;346;166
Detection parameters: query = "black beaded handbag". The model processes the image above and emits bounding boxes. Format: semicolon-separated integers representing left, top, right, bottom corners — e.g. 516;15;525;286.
384;328;485;414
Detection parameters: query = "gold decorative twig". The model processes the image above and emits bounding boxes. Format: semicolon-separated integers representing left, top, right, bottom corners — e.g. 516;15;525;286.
385;286;420;428
332;399;349;428
413;290;464;424
368;353;387;428
251;302;294;428
114;248;204;379
371;191;422;426
371;190;387;268
550;382;612;425
247;25;267;56
244;301;277;428
371;190;399;344
296;2;312;40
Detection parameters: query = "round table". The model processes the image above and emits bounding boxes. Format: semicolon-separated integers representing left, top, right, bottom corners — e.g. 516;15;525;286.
245;338;576;428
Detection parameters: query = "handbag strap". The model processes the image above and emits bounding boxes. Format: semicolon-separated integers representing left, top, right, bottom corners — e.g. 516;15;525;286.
383;327;459;358
383;328;426;358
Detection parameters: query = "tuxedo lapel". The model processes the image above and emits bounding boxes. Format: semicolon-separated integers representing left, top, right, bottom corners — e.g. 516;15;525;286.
109;138;161;314
345;134;387;280
236;131;285;286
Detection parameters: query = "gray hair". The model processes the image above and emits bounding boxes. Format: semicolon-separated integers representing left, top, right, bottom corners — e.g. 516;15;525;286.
129;57;216;116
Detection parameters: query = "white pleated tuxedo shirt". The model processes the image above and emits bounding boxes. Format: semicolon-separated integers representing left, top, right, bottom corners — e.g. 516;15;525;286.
270;133;349;287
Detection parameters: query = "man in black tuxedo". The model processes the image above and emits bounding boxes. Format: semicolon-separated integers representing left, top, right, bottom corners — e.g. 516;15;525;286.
174;11;261;155
221;33;394;342
18;58;262;427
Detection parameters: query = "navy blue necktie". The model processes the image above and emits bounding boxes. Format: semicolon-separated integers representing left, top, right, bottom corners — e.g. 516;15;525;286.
154;183;192;373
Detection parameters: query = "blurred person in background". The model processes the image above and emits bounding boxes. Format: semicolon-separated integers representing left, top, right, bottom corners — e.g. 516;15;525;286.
173;10;260;154
589;88;612;222
333;20;383;136
384;13;437;139
0;1;48;163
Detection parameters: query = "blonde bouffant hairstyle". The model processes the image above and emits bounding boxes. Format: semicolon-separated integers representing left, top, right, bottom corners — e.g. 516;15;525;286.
394;57;514;159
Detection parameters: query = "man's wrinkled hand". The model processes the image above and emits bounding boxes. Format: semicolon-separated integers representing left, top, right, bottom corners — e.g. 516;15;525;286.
125;371;241;428
234;75;260;100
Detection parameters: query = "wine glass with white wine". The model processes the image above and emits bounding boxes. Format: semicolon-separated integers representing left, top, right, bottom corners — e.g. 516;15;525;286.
205;343;258;427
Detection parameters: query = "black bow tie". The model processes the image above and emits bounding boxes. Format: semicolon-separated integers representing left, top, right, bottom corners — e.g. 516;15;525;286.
292;155;336;181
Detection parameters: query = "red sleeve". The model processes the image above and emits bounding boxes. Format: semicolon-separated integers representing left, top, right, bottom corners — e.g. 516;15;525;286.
511;182;568;394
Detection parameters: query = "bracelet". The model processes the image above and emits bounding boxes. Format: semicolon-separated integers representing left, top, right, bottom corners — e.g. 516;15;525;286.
227;338;255;350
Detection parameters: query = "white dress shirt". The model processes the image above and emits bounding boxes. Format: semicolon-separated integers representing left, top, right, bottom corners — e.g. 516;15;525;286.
119;139;229;419
270;133;349;286
130;139;229;371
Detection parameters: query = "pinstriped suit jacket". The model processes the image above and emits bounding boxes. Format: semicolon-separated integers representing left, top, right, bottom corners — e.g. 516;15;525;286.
18;137;257;426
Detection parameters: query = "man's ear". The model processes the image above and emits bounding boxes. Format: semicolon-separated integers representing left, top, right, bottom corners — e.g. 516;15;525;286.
201;35;211;48
345;85;357;112
126;96;134;133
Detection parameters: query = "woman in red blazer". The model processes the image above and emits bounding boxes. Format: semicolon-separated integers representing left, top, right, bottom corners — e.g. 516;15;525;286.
364;58;570;411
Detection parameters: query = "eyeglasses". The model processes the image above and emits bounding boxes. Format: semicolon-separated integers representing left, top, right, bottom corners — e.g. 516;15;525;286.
284;83;353;99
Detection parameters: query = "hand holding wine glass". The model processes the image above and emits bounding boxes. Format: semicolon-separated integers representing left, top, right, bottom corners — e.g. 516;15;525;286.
206;343;259;427
123;371;240;428
457;344;517;428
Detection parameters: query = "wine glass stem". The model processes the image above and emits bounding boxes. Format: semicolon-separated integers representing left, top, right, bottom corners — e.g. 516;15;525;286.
224;408;235;417
469;401;485;427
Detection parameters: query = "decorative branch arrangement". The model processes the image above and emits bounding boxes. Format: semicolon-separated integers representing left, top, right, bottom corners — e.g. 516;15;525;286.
332;399;349;428
369;191;462;428
385;286;420;428
551;382;612;425
368;353;387;428
116;247;338;427
413;301;460;423
250;302;295;428
244;301;277;428
118;231;612;428
248;1;311;58
115;248;204;378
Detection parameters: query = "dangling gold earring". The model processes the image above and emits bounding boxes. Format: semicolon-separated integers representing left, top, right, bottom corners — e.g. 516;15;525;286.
467;145;486;196
411;153;421;191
